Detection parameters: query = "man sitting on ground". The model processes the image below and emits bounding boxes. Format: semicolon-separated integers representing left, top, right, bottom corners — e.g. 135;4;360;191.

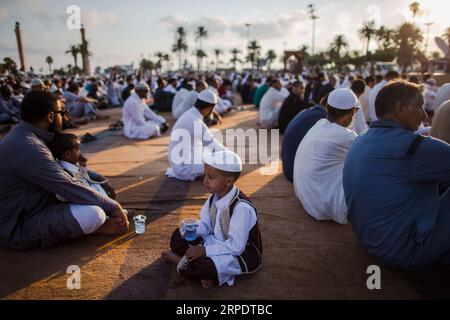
122;82;169;140
293;89;358;224
0;91;129;251
343;80;450;270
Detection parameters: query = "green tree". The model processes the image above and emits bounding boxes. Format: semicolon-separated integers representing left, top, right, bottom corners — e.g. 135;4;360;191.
230;48;242;70
359;20;377;58
266;49;277;71
65;44;80;68
195;26;208;51
195;49;207;71
247;40;261;69
214;48;223;69
409;1;420;19
172;27;188;70
45;56;53;73
394;22;424;72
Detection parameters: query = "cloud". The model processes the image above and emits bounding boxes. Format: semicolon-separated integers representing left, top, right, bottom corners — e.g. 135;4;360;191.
0;6;8;20
230;10;309;40
159;15;189;29
82;10;119;29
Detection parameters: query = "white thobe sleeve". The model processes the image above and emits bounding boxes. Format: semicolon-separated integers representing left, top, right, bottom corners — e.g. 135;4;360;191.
352;108;368;135
205;204;257;257
196;201;213;237
144;106;166;124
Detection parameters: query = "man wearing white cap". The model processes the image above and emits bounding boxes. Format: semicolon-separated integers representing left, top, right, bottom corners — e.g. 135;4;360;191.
163;149;262;288
166;90;227;181
293;88;359;224
30;78;45;91
122;82;168;140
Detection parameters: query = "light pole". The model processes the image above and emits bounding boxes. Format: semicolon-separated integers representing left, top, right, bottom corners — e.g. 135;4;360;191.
308;4;319;56
245;23;252;68
425;22;433;58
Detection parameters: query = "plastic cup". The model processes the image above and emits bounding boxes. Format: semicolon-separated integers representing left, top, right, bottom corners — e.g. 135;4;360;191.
182;218;198;241
133;215;147;234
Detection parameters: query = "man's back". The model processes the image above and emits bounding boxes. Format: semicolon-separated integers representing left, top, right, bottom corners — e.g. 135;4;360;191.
293;118;356;224
281;105;327;181
343;120;450;268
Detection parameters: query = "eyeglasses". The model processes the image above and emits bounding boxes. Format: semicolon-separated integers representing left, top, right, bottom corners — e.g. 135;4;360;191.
52;107;67;115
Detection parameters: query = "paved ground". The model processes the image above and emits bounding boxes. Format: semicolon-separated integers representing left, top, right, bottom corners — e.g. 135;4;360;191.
1;105;449;300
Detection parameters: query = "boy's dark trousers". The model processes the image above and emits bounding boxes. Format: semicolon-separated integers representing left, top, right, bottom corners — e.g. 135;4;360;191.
170;228;218;282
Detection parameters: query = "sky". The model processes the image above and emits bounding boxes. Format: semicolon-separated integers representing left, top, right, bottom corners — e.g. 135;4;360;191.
0;0;449;71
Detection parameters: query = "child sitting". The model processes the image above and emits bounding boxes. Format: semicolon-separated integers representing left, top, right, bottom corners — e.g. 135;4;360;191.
162;150;263;288
48;133;115;201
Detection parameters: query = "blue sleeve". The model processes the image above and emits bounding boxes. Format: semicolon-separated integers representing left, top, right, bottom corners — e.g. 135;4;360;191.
410;137;450;183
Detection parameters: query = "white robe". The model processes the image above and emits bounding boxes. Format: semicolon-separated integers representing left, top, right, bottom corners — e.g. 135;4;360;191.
172;88;190;119
293;118;357;225
434;83;450;111
209;88;232;114
259;87;289;128
122;92;166;140
196;186;257;286
176;90;199;119
166;107;225;181
350;100;368;135
368;80;387;122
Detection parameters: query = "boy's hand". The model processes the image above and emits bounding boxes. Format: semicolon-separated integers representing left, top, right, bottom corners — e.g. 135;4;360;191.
186;246;206;262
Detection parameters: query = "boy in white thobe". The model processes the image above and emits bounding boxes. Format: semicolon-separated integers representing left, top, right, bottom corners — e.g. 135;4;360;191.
293;88;358;225
162;150;263;288
122;82;168;140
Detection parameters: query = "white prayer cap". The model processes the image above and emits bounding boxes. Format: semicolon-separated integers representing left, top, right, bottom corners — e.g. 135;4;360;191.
198;89;218;105
135;81;150;91
31;78;44;87
204;149;242;173
327;88;358;110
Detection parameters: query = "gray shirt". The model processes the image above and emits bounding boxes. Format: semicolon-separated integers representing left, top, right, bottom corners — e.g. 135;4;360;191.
0;121;118;247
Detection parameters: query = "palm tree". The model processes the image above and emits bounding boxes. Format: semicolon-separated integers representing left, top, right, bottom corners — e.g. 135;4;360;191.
155;51;170;72
65;44;80;68
195;26;208;51
359;20;377;58
3;57;17;72
214;49;223;69
442;27;450;48
172;27;188;70
329;35;349;58
195;49;207;71
230;48;242;70
409;1;420;19
395;22;424;72
266;50;277;71
247;40;261;69
376;26;395;50
45;56;53;73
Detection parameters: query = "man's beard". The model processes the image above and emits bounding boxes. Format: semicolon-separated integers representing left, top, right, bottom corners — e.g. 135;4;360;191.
48;120;62;134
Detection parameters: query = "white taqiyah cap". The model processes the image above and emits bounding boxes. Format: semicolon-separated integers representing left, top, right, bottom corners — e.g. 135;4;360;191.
327;88;358;110
135;81;150;91
204;149;242;173
198;89;218;105
31;78;44;87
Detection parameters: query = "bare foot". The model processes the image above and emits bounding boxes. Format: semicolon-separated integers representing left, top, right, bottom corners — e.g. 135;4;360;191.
161;250;181;264
201;279;215;289
94;217;128;235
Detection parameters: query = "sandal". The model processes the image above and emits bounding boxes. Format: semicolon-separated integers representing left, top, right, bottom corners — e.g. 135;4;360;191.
80;132;98;144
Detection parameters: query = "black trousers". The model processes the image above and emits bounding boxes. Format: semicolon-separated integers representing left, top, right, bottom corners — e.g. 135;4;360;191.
170;228;218;282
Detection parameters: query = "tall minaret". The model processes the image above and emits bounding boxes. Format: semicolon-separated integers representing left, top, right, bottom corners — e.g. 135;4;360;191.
14;22;26;72
80;24;91;75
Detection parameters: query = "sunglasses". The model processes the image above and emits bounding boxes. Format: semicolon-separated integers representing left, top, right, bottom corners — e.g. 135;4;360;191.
52;107;67;115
